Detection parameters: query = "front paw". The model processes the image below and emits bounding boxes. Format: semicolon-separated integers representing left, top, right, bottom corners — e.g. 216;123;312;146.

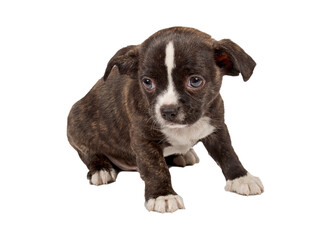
145;195;185;213
225;173;264;196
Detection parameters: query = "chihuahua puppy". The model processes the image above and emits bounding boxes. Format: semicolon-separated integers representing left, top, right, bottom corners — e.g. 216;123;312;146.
67;27;264;213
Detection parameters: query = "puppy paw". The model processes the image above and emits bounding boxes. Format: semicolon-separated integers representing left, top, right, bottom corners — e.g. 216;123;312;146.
145;195;185;213
166;149;200;167
183;148;200;166
89;169;117;186
225;173;264;196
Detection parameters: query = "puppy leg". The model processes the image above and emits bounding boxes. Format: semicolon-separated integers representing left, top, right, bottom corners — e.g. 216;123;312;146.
165;149;200;167
202;124;264;195
86;154;119;186
132;137;184;213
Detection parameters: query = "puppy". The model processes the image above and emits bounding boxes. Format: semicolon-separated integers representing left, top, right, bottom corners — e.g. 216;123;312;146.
67;27;264;213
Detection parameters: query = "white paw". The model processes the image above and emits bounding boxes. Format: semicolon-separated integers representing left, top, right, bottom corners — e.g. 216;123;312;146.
145;194;185;213
90;169;117;186
225;173;264;196
184;149;200;165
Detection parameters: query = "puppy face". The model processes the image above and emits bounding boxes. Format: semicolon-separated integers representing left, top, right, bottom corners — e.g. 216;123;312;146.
103;27;256;129
139;34;218;128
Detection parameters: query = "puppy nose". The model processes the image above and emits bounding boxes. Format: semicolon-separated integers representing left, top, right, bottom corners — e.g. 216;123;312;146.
160;105;179;122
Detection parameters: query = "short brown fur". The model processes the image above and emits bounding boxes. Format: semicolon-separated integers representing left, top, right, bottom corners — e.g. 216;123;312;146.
67;27;259;211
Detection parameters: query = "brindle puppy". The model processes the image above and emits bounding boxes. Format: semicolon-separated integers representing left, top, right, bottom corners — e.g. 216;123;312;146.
67;27;264;213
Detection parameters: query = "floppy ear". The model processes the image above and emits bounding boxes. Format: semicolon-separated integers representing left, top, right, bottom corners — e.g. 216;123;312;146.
103;45;139;80
214;39;256;81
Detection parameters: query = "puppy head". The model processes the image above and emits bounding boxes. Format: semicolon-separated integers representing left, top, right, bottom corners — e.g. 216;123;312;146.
103;27;256;128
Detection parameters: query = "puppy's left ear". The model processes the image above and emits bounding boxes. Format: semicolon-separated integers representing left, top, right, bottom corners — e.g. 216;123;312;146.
103;45;139;81
214;39;256;81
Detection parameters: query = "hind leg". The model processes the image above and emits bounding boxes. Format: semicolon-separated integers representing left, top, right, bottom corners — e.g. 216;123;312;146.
77;152;119;185
88;168;117;186
87;154;119;185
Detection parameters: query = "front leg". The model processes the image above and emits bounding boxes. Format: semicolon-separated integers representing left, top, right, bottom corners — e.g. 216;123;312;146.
202;123;264;195
132;137;185;213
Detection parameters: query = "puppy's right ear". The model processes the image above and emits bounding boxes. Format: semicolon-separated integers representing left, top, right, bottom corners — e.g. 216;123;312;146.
103;45;139;81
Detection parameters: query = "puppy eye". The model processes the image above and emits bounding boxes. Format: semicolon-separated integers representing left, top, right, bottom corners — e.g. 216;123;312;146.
188;76;204;88
142;78;155;91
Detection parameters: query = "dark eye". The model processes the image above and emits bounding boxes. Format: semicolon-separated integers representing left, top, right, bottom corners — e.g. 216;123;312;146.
188;76;204;88
142;78;155;91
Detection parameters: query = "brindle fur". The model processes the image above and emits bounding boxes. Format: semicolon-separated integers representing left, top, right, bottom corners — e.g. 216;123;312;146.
67;27;256;202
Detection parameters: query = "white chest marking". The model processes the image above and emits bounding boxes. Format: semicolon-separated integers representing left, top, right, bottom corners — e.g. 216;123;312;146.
163;117;215;157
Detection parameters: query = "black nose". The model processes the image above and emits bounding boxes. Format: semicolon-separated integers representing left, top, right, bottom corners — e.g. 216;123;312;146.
160;105;179;122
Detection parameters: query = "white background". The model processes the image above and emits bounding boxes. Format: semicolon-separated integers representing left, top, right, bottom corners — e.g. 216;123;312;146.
1;0;330;239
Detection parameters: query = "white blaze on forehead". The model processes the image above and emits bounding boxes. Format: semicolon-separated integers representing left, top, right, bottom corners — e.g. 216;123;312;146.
155;41;181;126
161;41;178;105
165;41;175;77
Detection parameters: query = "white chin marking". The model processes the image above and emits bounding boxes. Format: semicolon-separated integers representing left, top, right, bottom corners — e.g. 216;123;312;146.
225;173;264;196
90;169;117;186
155;41;180;126
166;124;187;129
145;194;185;213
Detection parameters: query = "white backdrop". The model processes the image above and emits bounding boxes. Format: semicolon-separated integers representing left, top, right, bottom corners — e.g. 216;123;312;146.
1;0;330;239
